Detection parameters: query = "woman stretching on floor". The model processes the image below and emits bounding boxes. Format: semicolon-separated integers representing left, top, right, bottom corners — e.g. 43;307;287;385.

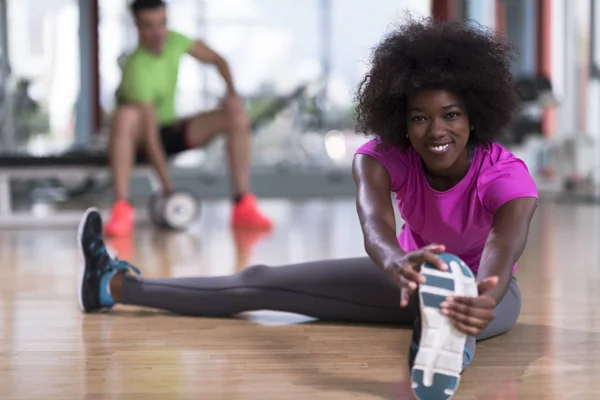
77;17;538;400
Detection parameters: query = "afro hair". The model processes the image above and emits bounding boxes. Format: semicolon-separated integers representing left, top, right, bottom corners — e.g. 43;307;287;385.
355;16;520;150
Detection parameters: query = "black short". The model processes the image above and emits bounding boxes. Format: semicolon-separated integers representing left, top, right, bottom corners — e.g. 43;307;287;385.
137;119;191;162
159;119;191;155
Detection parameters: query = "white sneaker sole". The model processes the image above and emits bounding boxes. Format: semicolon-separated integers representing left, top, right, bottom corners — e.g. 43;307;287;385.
77;207;98;313
411;253;478;400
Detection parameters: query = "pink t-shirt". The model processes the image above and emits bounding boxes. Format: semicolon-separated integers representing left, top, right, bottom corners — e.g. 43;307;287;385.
355;140;538;273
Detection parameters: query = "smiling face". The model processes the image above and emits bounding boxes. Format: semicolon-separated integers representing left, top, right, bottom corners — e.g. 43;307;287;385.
406;89;471;179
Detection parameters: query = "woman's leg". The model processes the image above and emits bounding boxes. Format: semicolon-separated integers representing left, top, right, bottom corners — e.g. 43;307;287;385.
115;258;418;323
407;268;522;400
477;277;522;340
464;276;522;363
78;208;417;325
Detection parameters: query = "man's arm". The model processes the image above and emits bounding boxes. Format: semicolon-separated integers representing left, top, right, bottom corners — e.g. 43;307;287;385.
117;63;173;194
476;196;538;304
139;103;173;194
188;40;236;96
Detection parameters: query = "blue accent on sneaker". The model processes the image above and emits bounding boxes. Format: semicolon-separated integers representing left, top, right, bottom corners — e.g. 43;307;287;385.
97;257;141;308
443;254;474;278
462;348;473;369
411;368;459;400
423;257;453;274
421;292;447;309
422;274;455;291
427;253;475;279
99;270;115;307
458;263;473;278
412;252;478;400
77;208;141;313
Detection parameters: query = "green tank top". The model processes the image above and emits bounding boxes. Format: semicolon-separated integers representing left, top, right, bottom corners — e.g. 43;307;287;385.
116;30;193;125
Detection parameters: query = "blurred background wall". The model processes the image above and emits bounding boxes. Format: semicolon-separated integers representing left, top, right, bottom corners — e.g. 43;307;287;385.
0;0;598;203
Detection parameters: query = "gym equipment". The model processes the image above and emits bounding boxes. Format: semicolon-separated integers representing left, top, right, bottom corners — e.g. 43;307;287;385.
0;149;159;227
148;190;200;230
0;78;341;228
0;148;208;227
501;74;557;146
515;74;556;105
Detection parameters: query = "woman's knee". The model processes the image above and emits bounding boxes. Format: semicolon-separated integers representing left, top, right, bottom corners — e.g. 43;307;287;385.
238;264;270;283
476;278;522;341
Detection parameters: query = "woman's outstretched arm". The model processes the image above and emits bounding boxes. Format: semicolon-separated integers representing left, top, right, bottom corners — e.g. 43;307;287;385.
352;154;447;307
352;154;404;271
478;197;538;304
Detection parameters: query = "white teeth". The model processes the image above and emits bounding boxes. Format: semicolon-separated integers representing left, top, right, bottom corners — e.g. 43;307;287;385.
429;144;449;152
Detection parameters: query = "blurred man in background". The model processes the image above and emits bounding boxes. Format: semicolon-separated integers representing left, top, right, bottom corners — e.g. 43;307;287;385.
105;0;272;236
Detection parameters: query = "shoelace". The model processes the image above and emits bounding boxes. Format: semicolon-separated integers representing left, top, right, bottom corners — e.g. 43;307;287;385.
106;257;141;277
90;235;141;277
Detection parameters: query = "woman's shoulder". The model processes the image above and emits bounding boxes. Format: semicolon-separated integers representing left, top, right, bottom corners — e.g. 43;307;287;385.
354;138;416;192
475;142;530;171
474;142;538;213
354;138;415;164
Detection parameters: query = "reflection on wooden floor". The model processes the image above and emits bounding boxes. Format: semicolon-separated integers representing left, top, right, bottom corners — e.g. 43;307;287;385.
2;198;600;399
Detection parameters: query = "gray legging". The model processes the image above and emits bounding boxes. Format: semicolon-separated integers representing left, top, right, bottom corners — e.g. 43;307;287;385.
121;257;521;364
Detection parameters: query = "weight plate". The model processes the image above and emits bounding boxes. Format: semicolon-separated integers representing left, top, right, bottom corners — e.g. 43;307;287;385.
162;191;200;230
148;193;168;228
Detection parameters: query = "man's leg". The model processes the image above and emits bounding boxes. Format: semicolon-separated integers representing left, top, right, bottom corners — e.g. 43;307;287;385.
79;209;416;323
183;97;251;200
106;103;184;236
179;101;271;229
105;105;145;236
108;105;145;201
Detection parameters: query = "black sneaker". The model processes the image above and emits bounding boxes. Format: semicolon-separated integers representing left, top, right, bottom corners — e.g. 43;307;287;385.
408;316;421;371
77;208;140;312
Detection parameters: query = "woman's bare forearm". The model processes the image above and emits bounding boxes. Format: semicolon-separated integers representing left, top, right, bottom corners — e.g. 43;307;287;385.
353;154;405;272
361;214;406;271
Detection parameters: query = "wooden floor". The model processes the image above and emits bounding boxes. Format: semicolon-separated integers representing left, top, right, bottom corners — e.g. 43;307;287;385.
2;198;600;399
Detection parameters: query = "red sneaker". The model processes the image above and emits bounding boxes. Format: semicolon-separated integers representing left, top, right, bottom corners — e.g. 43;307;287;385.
231;194;273;230
233;229;271;271
104;200;134;237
